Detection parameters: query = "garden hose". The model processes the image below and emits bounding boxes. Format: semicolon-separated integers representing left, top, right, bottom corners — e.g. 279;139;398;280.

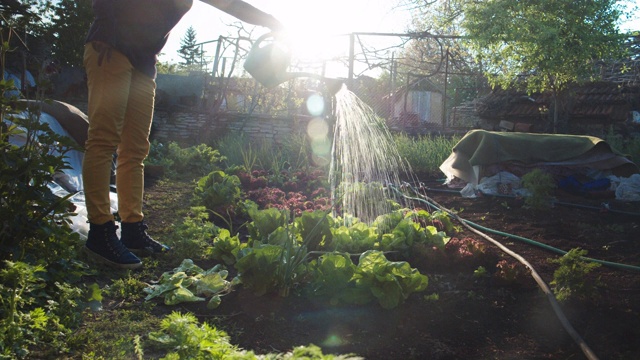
411;187;640;272
416;184;640;217
389;185;600;360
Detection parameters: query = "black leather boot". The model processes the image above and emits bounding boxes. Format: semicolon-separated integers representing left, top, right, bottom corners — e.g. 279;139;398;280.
85;221;142;269
120;221;170;256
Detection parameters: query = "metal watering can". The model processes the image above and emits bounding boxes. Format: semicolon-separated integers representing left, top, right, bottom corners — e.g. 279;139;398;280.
243;32;292;88
244;32;345;92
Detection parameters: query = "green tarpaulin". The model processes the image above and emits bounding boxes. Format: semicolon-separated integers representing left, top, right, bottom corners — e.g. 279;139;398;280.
440;130;638;185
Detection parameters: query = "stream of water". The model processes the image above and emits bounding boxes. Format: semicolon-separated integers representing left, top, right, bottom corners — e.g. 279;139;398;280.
329;85;415;224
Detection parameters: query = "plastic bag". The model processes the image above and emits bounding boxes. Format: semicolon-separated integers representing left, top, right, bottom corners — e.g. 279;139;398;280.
614;174;640;202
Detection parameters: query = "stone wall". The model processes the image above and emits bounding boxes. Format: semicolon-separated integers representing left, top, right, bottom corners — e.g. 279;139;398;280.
63;101;315;146
151;109;314;146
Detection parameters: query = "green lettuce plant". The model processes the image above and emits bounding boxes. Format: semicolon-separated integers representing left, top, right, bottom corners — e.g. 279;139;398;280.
330;222;379;253
244;200;290;244
144;259;238;309
210;228;245;266
192;170;241;212
309;250;429;309
235;242;308;297
295;209;334;251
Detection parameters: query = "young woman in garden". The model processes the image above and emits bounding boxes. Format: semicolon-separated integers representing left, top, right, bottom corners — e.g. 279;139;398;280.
83;0;284;269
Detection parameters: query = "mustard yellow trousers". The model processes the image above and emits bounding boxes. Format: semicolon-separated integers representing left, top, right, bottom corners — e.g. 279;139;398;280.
83;43;156;224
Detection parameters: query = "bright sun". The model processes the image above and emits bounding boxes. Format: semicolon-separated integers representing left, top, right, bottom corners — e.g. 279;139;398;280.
164;0;410;72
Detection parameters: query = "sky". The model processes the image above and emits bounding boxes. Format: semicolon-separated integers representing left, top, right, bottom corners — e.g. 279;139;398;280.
159;0;412;70
159;0;640;76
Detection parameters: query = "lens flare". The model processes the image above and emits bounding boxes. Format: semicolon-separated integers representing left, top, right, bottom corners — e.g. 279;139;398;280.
307;116;329;139
306;93;325;117
321;333;344;347
307;117;331;166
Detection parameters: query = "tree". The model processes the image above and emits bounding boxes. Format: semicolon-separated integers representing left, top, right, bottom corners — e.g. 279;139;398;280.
397;1;488;110
45;0;93;68
461;0;626;132
178;26;205;70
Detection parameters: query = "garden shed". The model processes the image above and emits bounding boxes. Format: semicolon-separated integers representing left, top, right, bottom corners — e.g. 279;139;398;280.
388;77;444;131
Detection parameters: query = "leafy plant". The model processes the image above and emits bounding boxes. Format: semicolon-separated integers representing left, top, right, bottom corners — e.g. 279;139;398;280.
393;133;460;176
473;266;489;278
0;26;90;359
210;228;245;266
0;261;47;358
330;222;379;253
244;201;290;243
238;206;336;297
169;206;220;261
169;142;225;178
144;259;238;308
145;140;175;171
493;259;529;286
245;187;331;217
148;312;361;359
148;312;235;359
548;248;602;302
309;250;429;309
235;243;308;297
308;252;360;306
295;209;334;251
107;276;149;301
521;169;556;210
193;170;241;212
1;103;81;264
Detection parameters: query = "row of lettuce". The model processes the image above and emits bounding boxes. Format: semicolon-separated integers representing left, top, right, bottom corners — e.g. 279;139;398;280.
144;138;458;309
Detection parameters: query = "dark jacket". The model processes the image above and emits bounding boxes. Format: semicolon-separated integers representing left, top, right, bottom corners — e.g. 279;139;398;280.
86;0;193;78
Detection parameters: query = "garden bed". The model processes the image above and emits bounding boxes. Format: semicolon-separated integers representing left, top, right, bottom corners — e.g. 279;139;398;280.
131;177;640;359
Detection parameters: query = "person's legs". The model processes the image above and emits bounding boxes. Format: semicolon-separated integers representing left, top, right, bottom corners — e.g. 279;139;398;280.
116;69;155;223
83;42;141;268
83;42;132;225
117;68;170;255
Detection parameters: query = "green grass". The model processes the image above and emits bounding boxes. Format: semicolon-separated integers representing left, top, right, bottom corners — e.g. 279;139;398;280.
393;133;460;177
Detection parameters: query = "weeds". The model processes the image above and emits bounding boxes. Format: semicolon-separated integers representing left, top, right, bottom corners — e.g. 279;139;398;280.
393;133;460;176
548;248;602;302
168;206;220;261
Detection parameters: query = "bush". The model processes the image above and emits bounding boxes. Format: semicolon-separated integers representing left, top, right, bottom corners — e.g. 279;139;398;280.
145;141;225;179
521;169;556;210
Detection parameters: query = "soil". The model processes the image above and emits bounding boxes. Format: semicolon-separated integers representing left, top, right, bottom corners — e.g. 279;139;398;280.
141;177;640;360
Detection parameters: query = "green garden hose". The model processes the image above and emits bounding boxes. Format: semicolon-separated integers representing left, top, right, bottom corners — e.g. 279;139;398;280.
412;188;640;272
461;218;640;272
390;185;601;360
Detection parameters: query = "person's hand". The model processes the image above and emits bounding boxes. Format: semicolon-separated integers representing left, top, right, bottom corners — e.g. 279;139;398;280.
267;16;286;32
